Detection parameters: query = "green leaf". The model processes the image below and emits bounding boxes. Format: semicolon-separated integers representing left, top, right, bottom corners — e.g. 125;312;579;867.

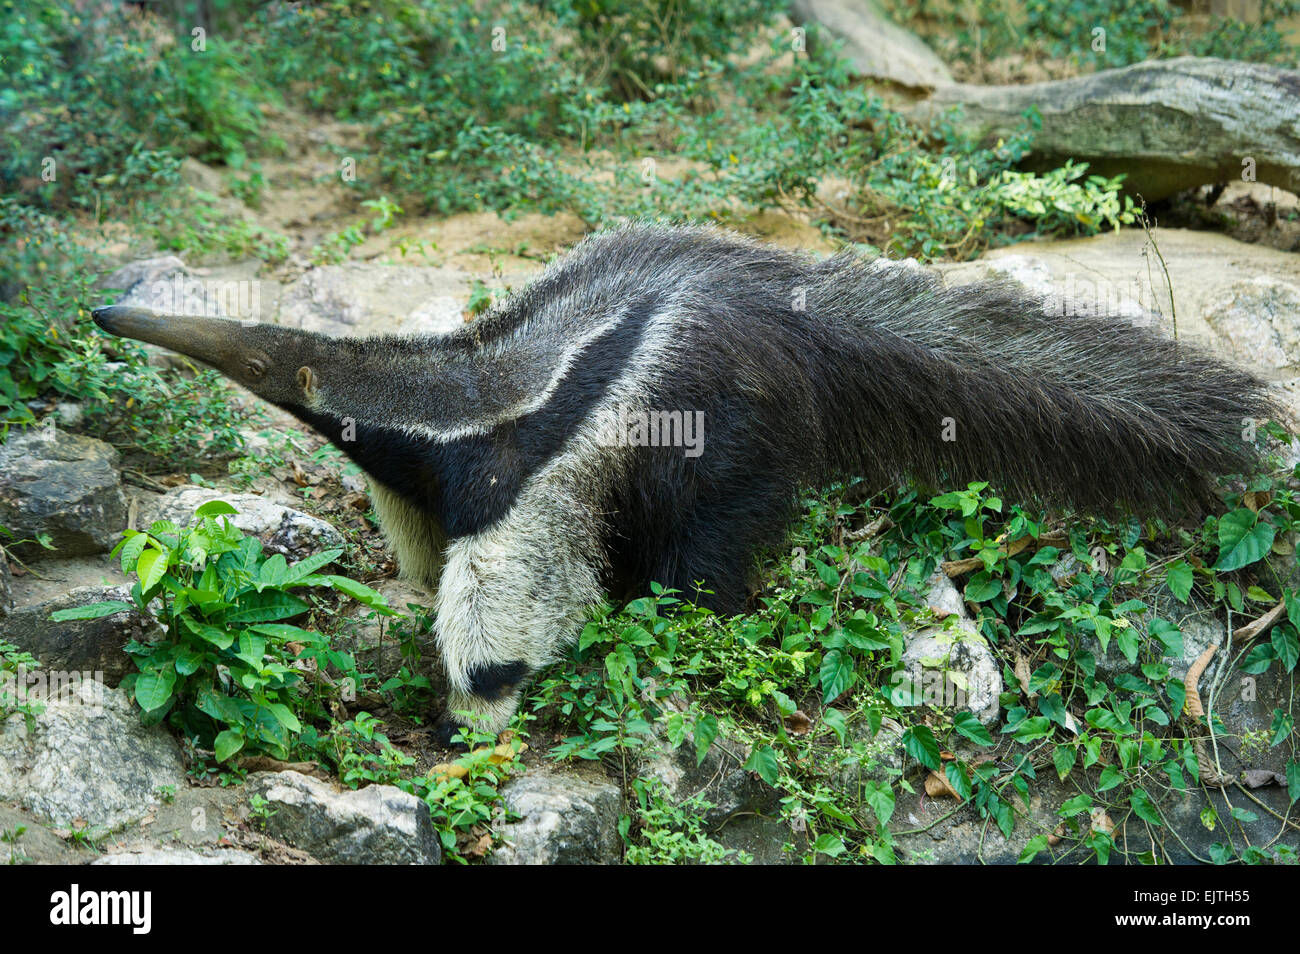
952;710;992;746
264;702;302;733
258;553;289;588
1019;833;1050;864
819;649;855;704
862;780;895;826
812;833;846;857
944;762;972;800
1164;556;1190;600
50;600;133;622
214;728;245;762
1129;788;1162;826
693;713;718;766
183;618;235;650
1012;715;1053;743
174;647;205;676
1288;760;1300;805
118;532;149;574
822;707;847;744
195;500;239;518
964;573;1001;602
134;671;174;712
1213;509;1274;572
1053;742;1076;780
135;547;169;593
902;725;941;771
281;548;344;585
1271;625;1299;673
743;744;779;786
322;575;394;612
224;590;310;624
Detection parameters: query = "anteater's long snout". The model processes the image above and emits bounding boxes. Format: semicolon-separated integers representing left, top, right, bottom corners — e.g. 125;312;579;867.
91;305;244;368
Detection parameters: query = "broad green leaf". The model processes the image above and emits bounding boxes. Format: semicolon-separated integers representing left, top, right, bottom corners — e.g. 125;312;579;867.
819;649;855;704
224;590;310;624
135;547;169;593
952;710;992;746
195;500;239;518
258;553;289;588
264;702;302;733
902;725;941;771
813;833;846;857
281;548;344;585
1019;833;1050;864
964;573;1001;602
693;713;718;766
742;744;779;786
118;532;149;574
214;728;245;762
862;780;895;826
1130;788;1162;826
134;671;174;712
50;601;133;622
1271;625;1299;673
1213;508;1274;572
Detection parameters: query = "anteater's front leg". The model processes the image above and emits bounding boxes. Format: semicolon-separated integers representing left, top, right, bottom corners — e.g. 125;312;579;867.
431;480;605;745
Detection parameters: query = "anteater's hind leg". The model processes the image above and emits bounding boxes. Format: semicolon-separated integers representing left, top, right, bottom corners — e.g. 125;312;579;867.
431;479;604;746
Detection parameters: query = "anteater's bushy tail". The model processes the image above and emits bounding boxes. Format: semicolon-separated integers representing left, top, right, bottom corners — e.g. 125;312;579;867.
806;253;1277;515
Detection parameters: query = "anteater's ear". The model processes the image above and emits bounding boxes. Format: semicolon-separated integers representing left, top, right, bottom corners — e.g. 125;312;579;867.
297;366;317;399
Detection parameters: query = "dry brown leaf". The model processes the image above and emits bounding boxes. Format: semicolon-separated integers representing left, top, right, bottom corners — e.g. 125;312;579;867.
1090;808;1114;835
1236;602;1286;645
1015;653;1034;699
924;770;960;799
1183;643;1219;720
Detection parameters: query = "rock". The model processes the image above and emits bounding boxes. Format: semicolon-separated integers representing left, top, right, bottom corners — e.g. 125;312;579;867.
639;710;777;830
53;402;85;428
898;620;1002;726
790;0;952;89
909;57;1300;201
1203;276;1300;371
278;264;469;338
93;846;263;865
488;766;623;865
97;256;189;293
0;427;128;559
250;770;440;865
0;545;12;618
141;487;343;560
0;681;185;831
0;804;82;864
715;814;802;865
0;584;161;687
180;158;229;196
980;254;1056;296
831;713;906;798
922;570;969;620
1089;595;1225;685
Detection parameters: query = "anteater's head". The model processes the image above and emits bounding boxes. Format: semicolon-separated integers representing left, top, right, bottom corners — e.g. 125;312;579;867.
91;305;333;413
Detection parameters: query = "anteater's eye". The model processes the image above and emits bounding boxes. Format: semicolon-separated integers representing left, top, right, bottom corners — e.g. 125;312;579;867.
247;357;267;378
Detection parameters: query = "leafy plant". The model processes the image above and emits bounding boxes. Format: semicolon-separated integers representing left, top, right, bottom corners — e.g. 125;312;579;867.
53;500;399;764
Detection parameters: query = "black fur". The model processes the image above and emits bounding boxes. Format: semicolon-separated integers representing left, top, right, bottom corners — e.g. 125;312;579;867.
465;660;531;700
